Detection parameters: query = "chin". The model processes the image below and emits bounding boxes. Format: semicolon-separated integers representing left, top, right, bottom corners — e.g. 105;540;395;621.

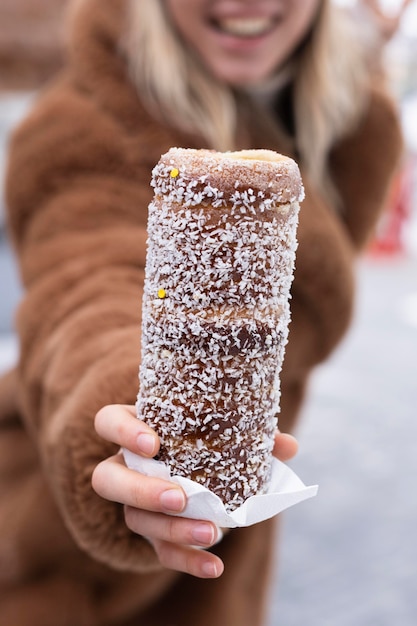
213;67;271;87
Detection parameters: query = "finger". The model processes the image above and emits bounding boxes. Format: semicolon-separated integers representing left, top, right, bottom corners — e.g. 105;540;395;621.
95;404;159;457
92;454;186;513
124;507;219;547
272;431;299;461
152;539;224;579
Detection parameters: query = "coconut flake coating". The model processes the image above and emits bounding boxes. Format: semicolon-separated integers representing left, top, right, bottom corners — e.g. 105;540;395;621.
137;148;303;512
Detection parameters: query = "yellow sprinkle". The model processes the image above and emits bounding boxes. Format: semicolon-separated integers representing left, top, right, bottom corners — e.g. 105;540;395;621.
157;288;166;299
170;168;179;178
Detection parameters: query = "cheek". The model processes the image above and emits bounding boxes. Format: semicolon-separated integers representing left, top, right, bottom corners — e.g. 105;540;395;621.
293;0;321;38
276;3;320;60
165;0;206;43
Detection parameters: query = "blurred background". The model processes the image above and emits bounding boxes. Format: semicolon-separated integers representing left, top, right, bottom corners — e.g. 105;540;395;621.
0;1;416;625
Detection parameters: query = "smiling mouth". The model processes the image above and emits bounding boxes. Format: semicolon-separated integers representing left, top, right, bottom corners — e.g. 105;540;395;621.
211;17;277;38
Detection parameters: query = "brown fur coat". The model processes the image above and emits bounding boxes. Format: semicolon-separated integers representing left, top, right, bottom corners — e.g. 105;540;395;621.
0;0;402;624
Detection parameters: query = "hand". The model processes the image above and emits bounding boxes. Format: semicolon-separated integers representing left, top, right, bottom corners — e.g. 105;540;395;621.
273;427;298;462
92;404;298;579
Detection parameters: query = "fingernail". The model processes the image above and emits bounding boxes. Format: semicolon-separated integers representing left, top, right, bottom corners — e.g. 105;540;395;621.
192;523;215;546
202;560;219;578
137;433;157;457
160;489;185;512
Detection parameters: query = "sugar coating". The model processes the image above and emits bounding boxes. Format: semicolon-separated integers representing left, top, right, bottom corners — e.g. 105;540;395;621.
137;148;303;512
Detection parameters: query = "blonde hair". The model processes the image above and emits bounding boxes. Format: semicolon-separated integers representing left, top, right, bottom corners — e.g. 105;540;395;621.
126;0;370;198
293;1;370;198
126;0;235;151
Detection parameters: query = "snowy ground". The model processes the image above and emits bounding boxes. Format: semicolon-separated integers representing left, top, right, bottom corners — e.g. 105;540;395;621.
1;95;417;626
267;254;417;626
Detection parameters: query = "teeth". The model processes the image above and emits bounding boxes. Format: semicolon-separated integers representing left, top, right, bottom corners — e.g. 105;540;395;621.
217;17;273;37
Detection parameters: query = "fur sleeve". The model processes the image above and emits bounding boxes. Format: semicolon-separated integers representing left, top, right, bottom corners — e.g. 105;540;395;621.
330;86;404;250
5;83;162;574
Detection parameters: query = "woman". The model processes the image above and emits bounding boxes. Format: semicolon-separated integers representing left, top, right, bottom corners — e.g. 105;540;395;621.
0;0;402;624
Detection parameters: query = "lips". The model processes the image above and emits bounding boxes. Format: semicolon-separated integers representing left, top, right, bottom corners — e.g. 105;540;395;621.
212;16;277;38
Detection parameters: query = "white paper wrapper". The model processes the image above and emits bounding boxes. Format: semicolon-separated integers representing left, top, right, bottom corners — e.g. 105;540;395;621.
123;449;318;528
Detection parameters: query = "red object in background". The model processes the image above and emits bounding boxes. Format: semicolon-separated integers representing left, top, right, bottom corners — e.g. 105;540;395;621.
369;156;415;256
